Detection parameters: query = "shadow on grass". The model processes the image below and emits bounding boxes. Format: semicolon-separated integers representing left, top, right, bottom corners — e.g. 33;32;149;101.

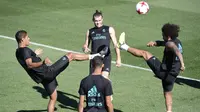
17;107;57;112
17;109;47;112
17;86;123;112
175;77;200;89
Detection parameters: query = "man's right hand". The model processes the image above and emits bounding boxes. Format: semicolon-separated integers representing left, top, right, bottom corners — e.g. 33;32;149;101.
180;63;185;72
147;41;157;47
82;44;91;53
35;48;43;56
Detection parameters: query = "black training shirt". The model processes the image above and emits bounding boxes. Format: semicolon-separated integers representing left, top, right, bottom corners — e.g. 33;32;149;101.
16;47;47;83
79;75;113;110
89;25;111;55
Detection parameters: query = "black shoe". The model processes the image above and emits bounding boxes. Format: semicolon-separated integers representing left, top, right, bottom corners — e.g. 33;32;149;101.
99;46;109;57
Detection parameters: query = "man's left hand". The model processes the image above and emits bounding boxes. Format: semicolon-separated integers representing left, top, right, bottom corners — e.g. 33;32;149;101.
116;60;121;67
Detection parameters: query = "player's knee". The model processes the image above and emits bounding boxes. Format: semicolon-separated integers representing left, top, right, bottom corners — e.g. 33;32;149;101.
50;90;57;101
102;71;109;79
163;82;174;93
164;91;172;96
66;52;73;62
141;50;153;60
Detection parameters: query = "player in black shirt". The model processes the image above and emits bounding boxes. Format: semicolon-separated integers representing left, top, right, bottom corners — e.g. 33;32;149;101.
15;30;104;112
78;56;114;112
118;23;185;112
83;10;121;80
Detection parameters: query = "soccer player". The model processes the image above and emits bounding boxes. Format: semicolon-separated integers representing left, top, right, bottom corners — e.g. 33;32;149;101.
78;56;114;112
118;23;185;112
82;10;121;79
15;30;104;112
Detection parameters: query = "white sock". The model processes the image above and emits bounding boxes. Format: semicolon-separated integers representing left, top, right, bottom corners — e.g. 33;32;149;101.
89;53;100;59
120;44;130;51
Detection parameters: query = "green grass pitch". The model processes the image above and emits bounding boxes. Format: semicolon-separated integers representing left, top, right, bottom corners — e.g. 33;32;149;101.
0;0;200;112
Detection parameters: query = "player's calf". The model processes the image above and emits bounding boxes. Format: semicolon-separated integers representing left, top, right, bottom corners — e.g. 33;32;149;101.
118;32;153;60
48;90;57;112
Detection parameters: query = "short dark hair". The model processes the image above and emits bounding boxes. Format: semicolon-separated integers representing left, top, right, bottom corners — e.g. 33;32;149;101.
91;56;104;68
92;10;103;21
162;23;180;39
15;30;27;43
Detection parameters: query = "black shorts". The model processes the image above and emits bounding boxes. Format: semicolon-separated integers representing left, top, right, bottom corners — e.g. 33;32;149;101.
44;55;69;81
41;79;58;95
90;55;111;74
146;56;178;92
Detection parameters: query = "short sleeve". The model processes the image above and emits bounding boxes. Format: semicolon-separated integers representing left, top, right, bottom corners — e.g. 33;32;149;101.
105;82;113;96
23;48;32;60
78;80;85;95
156;40;165;46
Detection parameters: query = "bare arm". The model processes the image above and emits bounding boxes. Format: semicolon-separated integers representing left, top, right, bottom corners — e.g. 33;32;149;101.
25;57;52;68
78;95;85;112
109;27;121;67
166;42;185;71
105;81;114;112
34;48;43;56
82;30;91;53
25;58;43;68
106;96;114;112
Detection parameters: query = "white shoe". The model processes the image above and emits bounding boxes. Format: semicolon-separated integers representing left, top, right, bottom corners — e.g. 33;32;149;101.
118;32;129;51
99;46;108;58
89;53;101;59
119;32;126;45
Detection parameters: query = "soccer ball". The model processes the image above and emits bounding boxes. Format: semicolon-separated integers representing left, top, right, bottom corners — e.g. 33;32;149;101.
136;1;149;14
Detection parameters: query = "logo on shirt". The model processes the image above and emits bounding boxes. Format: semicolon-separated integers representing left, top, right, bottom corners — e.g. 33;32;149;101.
106;68;110;71
87;86;103;107
62;57;66;60
93;34;106;40
102;29;105;32
88;86;100;97
91;31;95;34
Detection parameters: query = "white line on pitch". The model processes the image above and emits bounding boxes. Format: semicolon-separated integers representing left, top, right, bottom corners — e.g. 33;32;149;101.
1;35;199;82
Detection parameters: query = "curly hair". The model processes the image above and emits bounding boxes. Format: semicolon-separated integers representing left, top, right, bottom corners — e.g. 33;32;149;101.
162;23;180;39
